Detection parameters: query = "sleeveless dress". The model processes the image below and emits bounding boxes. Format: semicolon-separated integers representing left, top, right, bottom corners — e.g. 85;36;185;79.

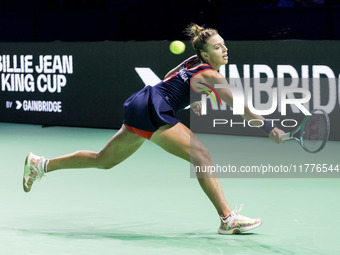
123;56;214;139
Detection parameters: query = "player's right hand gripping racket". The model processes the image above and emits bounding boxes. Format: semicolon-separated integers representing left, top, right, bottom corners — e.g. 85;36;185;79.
280;109;330;153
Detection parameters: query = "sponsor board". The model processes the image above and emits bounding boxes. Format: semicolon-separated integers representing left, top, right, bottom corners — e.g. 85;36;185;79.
0;41;339;141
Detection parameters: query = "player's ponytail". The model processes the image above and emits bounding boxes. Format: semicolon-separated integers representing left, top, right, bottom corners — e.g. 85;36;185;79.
187;24;205;37
185;23;218;62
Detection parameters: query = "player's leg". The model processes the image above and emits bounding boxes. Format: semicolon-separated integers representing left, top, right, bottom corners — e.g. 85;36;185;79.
23;125;145;192
47;125;145;171
150;123;262;234
150;123;232;217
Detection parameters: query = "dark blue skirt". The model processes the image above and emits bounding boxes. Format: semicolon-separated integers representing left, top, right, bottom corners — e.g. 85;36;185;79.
123;86;180;132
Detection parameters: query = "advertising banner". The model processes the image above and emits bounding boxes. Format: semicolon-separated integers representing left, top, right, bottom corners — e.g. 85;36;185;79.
0;41;339;141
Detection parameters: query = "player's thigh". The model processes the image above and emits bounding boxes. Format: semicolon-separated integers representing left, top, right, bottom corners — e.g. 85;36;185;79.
98;125;145;167
150;123;211;165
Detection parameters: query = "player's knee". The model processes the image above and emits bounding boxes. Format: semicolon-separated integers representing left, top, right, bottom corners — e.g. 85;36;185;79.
96;153;118;170
201;147;212;164
191;146;212;166
98;161;117;170
98;158;119;170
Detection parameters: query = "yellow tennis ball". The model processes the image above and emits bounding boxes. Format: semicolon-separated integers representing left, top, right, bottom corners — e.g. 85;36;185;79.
170;40;185;55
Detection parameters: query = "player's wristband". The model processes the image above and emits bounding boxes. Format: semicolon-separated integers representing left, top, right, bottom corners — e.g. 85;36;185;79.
260;120;277;134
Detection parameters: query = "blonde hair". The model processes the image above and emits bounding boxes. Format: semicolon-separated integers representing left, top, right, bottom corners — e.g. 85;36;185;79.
185;24;218;62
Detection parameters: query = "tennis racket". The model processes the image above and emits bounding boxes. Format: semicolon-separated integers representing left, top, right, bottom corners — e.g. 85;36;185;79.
280;109;330;153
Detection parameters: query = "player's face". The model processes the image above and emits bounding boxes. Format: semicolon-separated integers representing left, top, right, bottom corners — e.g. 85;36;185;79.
202;34;228;70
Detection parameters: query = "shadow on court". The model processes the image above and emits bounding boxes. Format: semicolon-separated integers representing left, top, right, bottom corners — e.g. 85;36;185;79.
17;226;296;255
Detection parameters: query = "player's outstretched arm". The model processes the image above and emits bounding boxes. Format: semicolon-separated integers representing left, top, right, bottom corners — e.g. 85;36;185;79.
193;70;285;144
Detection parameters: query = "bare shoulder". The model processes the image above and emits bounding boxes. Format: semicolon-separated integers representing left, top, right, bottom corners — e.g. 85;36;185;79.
194;69;223;79
191;69;226;92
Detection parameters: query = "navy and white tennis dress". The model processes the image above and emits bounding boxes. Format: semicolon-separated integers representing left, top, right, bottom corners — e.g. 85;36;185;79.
123;56;214;139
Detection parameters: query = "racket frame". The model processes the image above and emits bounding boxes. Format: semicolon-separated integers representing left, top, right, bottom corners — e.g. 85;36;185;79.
280;109;330;153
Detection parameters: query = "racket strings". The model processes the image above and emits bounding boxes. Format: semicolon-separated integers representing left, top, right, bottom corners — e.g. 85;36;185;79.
302;111;329;152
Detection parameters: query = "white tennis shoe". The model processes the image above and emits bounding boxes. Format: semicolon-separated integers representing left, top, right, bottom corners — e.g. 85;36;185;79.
218;205;262;234
23;152;49;192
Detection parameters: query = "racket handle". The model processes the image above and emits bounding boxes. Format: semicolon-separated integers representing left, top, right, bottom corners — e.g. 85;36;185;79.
280;133;291;141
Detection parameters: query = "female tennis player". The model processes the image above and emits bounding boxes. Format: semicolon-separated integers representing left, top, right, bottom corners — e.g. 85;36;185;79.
23;24;284;234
